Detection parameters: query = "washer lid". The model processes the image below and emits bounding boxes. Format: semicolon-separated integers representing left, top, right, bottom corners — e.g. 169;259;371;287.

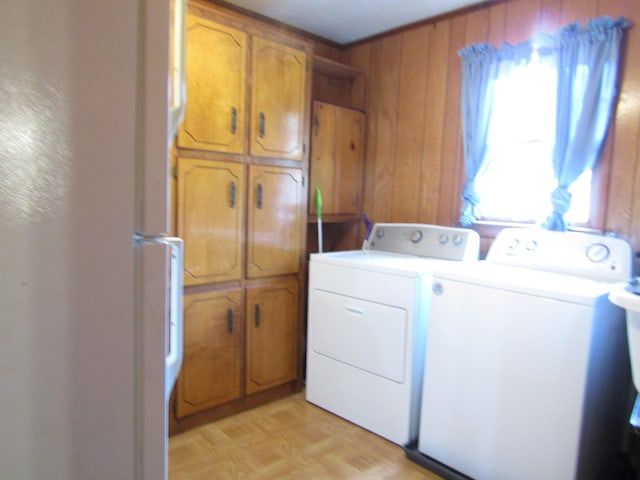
432;261;618;305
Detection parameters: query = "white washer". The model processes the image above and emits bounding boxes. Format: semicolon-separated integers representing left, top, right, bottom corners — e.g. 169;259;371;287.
410;228;634;480
306;223;479;445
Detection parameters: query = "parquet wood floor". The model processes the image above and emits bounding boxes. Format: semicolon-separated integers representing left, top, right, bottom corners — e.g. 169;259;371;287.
169;392;442;479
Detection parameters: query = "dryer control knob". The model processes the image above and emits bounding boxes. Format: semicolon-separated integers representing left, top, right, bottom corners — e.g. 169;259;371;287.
586;243;610;263
410;230;423;243
452;234;463;246
439;234;449;245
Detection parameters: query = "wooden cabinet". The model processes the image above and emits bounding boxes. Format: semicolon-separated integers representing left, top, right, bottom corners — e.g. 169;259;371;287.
176;289;243;418
250;37;308;160
176;157;244;286
309;101;365;219
171;5;309;433
178;14;246;153
178;15;308;160
247;166;304;278
246;279;299;394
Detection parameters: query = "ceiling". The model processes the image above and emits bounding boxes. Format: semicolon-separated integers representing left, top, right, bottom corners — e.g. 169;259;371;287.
220;0;489;45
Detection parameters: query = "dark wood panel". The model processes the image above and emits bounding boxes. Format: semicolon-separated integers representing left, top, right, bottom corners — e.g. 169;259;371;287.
343;43;373;240
344;0;640;251
488;2;507;45
504;0;542;45
371;33;403;222
437;14;467;226
540;0;563;32
419;21;451;224
602;0;640;245
560;0;598;24
355;42;379;227
342;45;369;110
391;26;431;222
465;6;490;44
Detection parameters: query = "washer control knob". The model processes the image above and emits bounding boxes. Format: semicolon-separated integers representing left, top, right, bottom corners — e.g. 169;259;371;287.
375;228;385;239
507;238;520;250
452;234;463;246
410;230;423;243
439;234;449;245
525;240;538;251
586;243;610;263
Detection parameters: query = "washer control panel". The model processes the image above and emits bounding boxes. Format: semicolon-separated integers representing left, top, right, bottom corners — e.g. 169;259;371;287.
487;228;633;281
366;223;480;261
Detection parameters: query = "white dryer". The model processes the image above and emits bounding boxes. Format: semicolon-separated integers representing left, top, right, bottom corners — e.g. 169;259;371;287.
409;228;634;480
306;223;479;445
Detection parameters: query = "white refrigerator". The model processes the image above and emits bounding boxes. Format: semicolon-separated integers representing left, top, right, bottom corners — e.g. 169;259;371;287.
0;1;184;479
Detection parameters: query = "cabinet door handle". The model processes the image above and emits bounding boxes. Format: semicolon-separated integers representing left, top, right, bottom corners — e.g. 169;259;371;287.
229;181;236;208
258;112;265;138
256;183;263;209
230;107;237;134
227;308;234;334
254;304;260;328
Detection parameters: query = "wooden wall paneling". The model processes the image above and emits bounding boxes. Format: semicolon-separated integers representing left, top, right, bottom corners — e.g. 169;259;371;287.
602;0;640;248
441;9;490;227
504;0;542;45
355;42;379;227
312;42;342;62
343;43;372;240
436;14;467;226
590;0;623;232
444;9;492;225
391;26;431;222
464;7;491;45
418;21;450;224
487;2;507;45
371;33;403;222
539;0;562;33
346;0;640;245
342;45;369;110
560;0;598;25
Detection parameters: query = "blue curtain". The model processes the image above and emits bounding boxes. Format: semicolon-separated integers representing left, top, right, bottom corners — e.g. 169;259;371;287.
458;16;630;228
458;44;500;227
542;17;632;230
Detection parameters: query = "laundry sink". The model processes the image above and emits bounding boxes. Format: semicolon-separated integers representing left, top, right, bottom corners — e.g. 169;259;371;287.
609;279;640;392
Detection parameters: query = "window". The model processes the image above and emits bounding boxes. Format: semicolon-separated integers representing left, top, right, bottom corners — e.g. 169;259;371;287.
475;52;593;225
459;17;630;231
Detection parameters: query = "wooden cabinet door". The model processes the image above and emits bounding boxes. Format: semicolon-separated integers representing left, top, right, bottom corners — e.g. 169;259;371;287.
177;15;246;153
309;101;365;217
309;101;337;214
247;166;303;278
177;289;243;418
177;158;244;285
245;280;298;394
334;106;365;214
250;37;308;160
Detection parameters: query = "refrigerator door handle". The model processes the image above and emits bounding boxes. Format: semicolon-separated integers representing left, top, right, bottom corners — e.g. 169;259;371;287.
134;234;184;401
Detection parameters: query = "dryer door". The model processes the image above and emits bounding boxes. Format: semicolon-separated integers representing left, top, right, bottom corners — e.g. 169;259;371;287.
309;289;407;382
